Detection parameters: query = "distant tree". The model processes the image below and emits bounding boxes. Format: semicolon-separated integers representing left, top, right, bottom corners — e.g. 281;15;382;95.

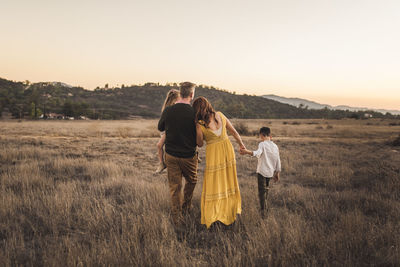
75;102;89;118
349;113;361;120
105;84;109;89
27;86;41;119
30;102;42;119
63;101;74;117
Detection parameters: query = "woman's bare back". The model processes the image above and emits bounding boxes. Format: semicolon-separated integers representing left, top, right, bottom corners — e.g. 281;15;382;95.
207;112;222;131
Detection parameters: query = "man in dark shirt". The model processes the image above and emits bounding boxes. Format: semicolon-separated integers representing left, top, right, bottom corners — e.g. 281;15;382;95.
158;82;198;225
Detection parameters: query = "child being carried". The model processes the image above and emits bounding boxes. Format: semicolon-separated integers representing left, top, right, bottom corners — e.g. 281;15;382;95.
155;89;180;173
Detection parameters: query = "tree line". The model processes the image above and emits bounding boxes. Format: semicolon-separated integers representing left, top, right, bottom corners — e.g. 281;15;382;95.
0;78;398;120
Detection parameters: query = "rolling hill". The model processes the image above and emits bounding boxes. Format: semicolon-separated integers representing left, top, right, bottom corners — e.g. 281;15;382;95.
0;77;398;120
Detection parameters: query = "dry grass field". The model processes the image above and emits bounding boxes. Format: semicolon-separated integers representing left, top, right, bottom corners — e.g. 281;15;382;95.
0;119;399;266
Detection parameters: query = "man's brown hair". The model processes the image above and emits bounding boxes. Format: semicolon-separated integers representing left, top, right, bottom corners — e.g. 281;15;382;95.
179;82;196;99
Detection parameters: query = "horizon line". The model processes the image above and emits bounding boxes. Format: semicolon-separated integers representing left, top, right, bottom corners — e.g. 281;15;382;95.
1;76;399;113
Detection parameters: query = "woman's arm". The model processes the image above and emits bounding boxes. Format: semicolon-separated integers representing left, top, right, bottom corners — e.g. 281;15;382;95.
225;116;246;150
196;123;204;147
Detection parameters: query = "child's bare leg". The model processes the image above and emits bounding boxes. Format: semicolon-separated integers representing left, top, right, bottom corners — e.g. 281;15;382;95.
155;135;167;173
157;134;166;163
196;150;202;163
157;141;163;163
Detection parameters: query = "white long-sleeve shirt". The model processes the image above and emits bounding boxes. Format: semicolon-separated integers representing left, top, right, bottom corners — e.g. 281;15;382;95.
252;140;281;178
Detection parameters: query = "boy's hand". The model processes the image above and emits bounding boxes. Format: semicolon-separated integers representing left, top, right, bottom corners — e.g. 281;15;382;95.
240;148;251;155
273;172;280;182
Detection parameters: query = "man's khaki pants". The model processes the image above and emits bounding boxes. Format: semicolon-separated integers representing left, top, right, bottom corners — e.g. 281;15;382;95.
165;153;198;225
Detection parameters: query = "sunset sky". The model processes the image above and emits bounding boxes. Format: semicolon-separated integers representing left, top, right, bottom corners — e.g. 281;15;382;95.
1;0;399;110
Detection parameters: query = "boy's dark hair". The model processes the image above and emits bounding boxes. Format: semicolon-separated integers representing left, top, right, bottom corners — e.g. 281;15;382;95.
259;127;271;137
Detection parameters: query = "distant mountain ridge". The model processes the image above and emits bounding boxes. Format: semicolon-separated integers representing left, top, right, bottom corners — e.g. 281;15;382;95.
263;94;400;115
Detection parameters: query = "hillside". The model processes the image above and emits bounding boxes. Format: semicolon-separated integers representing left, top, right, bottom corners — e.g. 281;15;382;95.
0;77;398;120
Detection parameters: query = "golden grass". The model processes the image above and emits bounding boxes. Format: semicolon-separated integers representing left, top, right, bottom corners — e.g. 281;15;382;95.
0;119;399;266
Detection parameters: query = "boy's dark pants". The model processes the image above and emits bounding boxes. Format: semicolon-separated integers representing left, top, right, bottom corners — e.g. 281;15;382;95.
165;153;198;225
257;173;271;214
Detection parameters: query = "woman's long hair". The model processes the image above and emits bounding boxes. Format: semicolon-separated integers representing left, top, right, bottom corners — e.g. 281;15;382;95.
161;89;180;112
192;97;218;127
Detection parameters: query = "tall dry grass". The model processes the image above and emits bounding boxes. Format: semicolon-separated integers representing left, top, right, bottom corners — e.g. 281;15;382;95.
0;119;399;266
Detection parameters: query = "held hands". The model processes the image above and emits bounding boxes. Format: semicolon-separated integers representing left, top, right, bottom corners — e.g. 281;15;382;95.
239;144;246;155
239;144;247;155
238;143;252;155
239;147;252;155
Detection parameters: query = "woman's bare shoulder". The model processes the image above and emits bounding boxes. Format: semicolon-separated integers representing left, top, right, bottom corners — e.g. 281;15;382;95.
216;111;226;121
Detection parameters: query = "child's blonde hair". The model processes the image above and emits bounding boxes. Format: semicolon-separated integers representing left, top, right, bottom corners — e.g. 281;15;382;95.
161;89;180;112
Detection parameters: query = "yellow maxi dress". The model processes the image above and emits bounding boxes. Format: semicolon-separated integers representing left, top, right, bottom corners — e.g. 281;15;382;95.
199;112;242;228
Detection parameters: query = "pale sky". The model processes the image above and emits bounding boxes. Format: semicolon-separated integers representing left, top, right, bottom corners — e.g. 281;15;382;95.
1;0;399;110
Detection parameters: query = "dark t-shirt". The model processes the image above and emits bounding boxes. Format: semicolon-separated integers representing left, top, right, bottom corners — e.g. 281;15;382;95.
157;103;196;158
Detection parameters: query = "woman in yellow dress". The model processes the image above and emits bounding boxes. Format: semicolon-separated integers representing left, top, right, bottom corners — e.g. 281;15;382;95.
192;97;246;228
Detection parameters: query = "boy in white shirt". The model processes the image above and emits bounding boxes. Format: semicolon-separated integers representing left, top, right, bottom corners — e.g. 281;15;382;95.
240;127;281;217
